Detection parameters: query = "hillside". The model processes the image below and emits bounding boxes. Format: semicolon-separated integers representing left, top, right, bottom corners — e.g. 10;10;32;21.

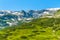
0;8;60;40
0;18;60;40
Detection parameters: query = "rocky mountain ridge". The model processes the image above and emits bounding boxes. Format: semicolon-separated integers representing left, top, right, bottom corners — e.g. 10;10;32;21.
0;8;60;28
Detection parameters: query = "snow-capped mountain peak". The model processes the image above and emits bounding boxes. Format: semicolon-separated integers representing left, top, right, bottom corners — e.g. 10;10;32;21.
46;8;60;11
0;8;60;29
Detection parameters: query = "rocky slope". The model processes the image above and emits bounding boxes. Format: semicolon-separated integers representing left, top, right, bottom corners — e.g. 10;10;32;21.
0;8;60;29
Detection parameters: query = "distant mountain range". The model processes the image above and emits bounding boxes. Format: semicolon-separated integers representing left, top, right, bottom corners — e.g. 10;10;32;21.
0;8;60;28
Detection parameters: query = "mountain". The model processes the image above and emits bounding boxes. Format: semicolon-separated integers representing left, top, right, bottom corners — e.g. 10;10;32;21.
0;17;60;40
0;8;60;40
0;8;60;28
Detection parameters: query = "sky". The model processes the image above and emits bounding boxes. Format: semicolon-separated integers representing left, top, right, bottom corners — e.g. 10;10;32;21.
0;0;60;11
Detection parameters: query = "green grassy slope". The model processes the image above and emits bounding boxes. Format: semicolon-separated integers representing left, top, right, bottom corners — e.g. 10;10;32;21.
0;18;60;40
0;10;60;40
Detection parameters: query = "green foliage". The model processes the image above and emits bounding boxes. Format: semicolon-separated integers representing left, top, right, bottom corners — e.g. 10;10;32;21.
0;18;60;40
